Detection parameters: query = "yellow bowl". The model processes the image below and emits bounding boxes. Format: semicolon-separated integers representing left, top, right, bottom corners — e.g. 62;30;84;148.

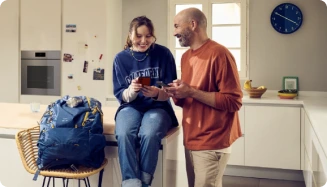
244;87;267;98
278;93;297;99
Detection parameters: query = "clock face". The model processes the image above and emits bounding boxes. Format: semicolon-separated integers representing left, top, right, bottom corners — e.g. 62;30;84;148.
270;3;303;34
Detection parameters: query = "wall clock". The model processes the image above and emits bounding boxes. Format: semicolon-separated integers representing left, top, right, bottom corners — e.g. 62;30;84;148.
270;3;303;34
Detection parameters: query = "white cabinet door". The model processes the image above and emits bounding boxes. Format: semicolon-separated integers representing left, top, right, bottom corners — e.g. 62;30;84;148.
244;105;300;170
301;108;305;170
0;138;45;187
228;106;245;166
304;147;313;187
86;146;163;187
311;129;327;187
21;0;61;50
0;0;19;103
305;111;313;164
86;146;122;187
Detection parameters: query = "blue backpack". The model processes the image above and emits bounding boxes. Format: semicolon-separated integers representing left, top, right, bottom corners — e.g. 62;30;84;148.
35;95;106;177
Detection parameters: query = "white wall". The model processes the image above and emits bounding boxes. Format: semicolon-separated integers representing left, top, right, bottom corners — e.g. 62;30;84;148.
0;0;19;103
248;0;327;91
106;0;123;99
61;0;109;104
122;0;168;47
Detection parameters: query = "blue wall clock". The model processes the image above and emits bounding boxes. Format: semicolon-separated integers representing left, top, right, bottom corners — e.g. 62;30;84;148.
270;3;303;34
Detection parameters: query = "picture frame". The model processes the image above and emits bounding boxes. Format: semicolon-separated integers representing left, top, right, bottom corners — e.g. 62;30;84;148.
283;76;299;90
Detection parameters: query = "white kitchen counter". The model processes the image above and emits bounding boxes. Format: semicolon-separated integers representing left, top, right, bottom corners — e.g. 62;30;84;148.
0;93;326;153
0;102;181;136
242;91;327;184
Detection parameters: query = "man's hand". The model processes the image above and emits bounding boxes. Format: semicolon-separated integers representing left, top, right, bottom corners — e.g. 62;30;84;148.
166;79;195;99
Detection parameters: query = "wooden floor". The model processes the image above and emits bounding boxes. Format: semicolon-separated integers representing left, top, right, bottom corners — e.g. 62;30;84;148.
223;176;306;187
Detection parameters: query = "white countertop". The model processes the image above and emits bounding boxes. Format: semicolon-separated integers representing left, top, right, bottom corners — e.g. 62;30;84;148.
0;102;182;136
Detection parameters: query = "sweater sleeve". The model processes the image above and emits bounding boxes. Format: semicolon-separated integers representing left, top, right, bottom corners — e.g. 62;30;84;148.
162;48;177;85
122;86;138;103
113;55;130;104
214;50;243;112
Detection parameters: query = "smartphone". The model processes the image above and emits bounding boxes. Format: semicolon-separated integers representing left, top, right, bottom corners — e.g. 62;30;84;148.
156;81;170;87
138;77;151;86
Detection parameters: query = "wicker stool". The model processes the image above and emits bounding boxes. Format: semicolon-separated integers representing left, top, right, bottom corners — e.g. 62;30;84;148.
15;126;108;187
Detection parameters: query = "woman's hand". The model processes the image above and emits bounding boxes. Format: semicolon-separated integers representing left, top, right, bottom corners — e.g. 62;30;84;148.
130;78;143;92
141;86;159;98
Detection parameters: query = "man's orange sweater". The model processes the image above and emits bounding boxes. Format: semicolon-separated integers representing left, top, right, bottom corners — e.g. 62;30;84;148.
174;39;243;150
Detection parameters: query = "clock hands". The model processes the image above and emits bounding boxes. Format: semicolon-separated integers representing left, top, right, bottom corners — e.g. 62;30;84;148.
274;12;298;25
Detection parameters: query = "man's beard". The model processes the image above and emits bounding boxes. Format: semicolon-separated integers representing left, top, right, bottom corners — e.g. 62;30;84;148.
178;28;193;47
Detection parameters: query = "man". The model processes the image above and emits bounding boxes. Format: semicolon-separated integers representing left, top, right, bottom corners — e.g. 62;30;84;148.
166;8;243;187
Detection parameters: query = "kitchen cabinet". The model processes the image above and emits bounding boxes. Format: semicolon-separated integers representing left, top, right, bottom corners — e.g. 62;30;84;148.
0;0;19;103
304;147;314;187
86;146;163;187
303;109;327;187
305;110;313;164
20;0;61;50
244;105;301;170
228;106;245;166
312;139;327;187
303;112;321;187
0;138;46;187
301;108;305;171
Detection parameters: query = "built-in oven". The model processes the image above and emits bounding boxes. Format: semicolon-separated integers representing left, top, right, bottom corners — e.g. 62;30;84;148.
21;51;61;96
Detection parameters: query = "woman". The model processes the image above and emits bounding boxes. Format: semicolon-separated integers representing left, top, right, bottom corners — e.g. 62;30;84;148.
112;16;178;187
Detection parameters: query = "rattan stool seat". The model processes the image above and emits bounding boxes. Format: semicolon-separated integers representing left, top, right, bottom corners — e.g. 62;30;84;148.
15;126;108;185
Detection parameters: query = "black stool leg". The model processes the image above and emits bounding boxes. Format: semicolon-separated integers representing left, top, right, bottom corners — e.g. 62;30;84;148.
78;179;81;187
53;177;55;187
47;177;51;187
98;169;104;187
62;178;66;187
66;178;69;187
83;178;88;187
86;177;91;187
42;177;47;187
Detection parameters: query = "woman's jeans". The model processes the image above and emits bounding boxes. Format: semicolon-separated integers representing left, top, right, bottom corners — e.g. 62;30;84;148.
115;107;173;187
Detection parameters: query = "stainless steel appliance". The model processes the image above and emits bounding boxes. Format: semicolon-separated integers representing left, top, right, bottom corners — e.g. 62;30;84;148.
21;51;61;96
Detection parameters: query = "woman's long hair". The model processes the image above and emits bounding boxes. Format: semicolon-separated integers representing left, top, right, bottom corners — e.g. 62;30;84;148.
124;16;157;50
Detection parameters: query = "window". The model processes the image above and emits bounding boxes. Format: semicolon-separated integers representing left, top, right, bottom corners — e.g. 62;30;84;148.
168;0;248;79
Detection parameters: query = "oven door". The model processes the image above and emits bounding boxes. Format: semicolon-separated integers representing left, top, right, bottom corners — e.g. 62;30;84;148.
21;59;61;96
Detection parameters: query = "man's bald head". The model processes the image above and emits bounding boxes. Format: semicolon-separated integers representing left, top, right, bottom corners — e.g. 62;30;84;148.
177;8;207;29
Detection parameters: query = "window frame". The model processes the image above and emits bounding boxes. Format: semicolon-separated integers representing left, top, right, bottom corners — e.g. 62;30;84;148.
168;0;249;79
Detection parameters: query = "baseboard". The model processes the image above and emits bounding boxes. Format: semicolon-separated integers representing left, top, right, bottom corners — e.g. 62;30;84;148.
225;165;304;181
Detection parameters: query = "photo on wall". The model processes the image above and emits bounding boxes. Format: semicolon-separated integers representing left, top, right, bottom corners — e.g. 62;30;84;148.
66;24;77;32
93;68;104;80
63;53;74;62
83;61;88;73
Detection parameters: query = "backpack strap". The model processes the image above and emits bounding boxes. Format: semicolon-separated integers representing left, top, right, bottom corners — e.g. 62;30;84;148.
82;97;103;126
86;97;91;107
82;97;91;127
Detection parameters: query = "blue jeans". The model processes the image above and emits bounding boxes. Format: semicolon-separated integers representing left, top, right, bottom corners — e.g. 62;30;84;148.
115;107;173;187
